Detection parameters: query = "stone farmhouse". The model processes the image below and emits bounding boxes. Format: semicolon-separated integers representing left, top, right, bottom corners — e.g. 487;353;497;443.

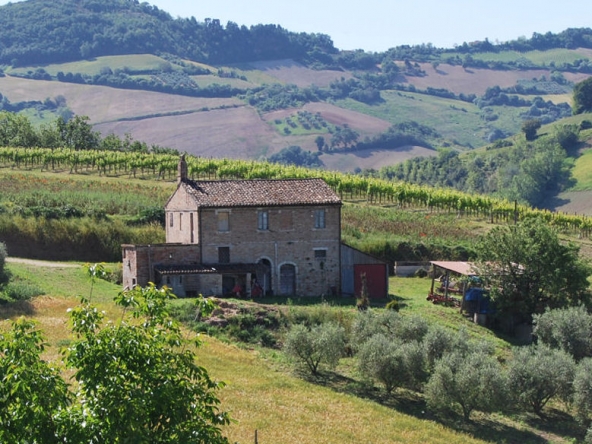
122;157;387;298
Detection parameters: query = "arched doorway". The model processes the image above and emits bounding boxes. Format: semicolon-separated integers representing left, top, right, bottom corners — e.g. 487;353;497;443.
258;258;272;296
279;263;296;295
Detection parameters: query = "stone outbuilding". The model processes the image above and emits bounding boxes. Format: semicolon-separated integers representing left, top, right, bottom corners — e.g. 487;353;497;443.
122;157;388;298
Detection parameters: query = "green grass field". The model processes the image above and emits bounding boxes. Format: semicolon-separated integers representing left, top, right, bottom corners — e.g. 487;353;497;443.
335;92;527;148
191;74;256;88
3;260;565;444
222;62;286;85
446;48;591;66
570;149;592;190
9;54;171;76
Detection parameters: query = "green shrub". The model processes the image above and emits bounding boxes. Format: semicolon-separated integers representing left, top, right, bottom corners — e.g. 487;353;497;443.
0;280;44;302
358;334;407;394
171;302;284;347
358;334;427;394
414;268;428;278
226;312;279;346
350;310;383;354
586;426;592;444
393;315;429;342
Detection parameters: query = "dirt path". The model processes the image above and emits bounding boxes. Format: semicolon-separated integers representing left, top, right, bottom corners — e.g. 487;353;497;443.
6;257;80;268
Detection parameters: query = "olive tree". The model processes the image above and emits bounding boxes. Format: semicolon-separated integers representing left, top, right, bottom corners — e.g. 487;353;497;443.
424;348;508;421
357;334;406;394
284;322;345;375
358;334;427;394
508;344;575;418
350;310;428;353
533;305;592;361
423;326;478;371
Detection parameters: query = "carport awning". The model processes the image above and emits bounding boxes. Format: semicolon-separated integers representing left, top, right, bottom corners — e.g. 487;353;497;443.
430;261;479;276
154;263;260;275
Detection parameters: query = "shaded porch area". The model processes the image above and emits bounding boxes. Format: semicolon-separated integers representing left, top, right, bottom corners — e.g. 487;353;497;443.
154;262;268;298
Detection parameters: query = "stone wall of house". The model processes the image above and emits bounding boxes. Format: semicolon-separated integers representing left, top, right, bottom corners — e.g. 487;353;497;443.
133;178;344;297
199;205;341;296
122;244;201;289
165;185;198;245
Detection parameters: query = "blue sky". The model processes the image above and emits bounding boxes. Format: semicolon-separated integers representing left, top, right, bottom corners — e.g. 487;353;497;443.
3;0;592;52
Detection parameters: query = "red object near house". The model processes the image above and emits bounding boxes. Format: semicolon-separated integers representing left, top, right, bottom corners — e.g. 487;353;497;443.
354;264;388;299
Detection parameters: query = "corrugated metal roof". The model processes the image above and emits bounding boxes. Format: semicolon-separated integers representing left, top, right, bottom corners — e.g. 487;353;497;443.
181;178;341;208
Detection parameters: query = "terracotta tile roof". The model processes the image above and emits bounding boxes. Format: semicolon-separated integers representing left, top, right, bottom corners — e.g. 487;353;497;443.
181;178;341;208
155;263;261;275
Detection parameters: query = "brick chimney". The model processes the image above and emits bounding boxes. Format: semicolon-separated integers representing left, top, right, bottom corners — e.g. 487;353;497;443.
177;155;188;183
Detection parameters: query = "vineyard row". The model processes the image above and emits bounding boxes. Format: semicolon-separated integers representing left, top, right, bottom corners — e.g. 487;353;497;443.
2;146;591;236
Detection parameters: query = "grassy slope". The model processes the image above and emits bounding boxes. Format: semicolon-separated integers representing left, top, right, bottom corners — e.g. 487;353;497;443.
536;115;592;214
3;261;491;444
447;48;592;65
6;259;579;442
9;259;570;443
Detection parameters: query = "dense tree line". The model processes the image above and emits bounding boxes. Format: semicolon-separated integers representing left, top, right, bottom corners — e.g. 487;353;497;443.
0;110;178;153
380;123;582;207
268;145;323;168
52;68;244;98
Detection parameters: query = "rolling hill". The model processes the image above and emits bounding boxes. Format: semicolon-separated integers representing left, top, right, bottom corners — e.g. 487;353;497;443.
3;0;592;211
1;54;584;170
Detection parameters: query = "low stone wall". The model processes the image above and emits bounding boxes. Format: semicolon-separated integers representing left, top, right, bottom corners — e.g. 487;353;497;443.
393;261;430;277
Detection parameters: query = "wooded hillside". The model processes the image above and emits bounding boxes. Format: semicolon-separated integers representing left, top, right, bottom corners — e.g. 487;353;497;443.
0;0;336;66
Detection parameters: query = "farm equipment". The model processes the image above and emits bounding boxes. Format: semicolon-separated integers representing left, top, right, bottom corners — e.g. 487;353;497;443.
427;292;461;307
